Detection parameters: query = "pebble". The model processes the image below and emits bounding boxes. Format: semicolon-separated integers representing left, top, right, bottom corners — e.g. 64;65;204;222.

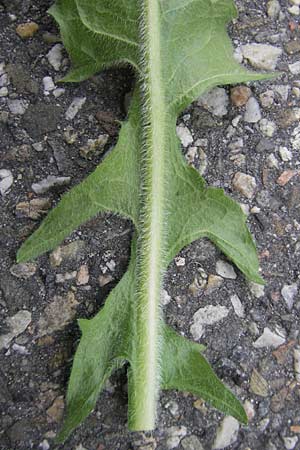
230;86;251;107
0;86;8;97
281;283;298;310
259;119;276;137
165;426;187;450
250;369;269;397
32;175;71;194
181;435;204;450
244;97;262;123
37;291;78;337
175;256;185;267
212;416;239;449
267;0;281;18
291;0;300;5
253;327;286;349
205;274;223;294
39;440;50;450
98;274;113;287
12;343;29;355
244;400;255;421
289;61;300;75
50;241;85;267
288;5;300;15
241;44;282;70
283;437;298;450
248;282;265;299
294;347;300;382
260;90;274;108
16;22;39;38
230;294;245;318
10;263;37;279
216;260;237;279
79;135;109;159
53;87;65;98
267;153;280;169
47;44;63;71
0;73;8;88
161;289;171;306
277;170;299;186
176;124;193;147
43;76;56;93
55;271;77;283
65;97;86;120
232;172;257;199
0;310;32;350
46;396;64;423
198;87;229;116
15;197;51;219
8;99;28;115
0;169;13;195
273;84;290;101
279;146;292;162
76;265;89;285
190;304;229;340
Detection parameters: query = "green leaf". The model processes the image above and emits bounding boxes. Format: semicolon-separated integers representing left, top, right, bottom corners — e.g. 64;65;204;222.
18;0;275;440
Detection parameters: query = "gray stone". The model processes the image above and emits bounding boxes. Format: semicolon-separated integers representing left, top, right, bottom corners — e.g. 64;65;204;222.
241;44;282;70
232;172;257;199
0;310;32;349
7;99;28;115
47;44;63;71
0;86;8;97
259;119;277;137
43;76;55;92
244;97;262;123
0;169;13;195
181;435;204;450
212;416;239;449
37;291;79;337
65;97;86;120
10;263;37;279
216;260;237;279
283;436;298;450
279;146;292;162
230;294;245;318
267;0;281;18
281;283;298;310
165;426;187;450
176;124;193;147
190;304;229;340
21;102;61;138
198;87;229;117
249;282;265;299
289;61;300;75
253;327;286;349
32;175;71;194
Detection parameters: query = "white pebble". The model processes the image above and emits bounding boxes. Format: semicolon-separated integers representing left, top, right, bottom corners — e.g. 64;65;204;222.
253;327;286;349
176;124;193;147
0;169;13;195
43;76;56;93
279;146;292;162
47;44;63;71
244;97;262;123
289;61;300;75
213;416;240;449
190;305;229;340
230;294;245;318
0;86;8;97
65;97;86;120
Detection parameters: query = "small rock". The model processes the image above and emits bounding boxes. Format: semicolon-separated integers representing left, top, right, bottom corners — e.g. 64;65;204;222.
241;44;282;70
260;119;276;137
64;126;78;144
0;169;13;195
0;310;32;350
216;260;237;279
283;437;298;450
37;292;78;337
10;263;37;279
16;22;39;38
53;87;65;98
8;99;28;115
175;256;185;267
244;97;262;123
253;327;286;349
12;343;29;355
181;435;204;450
277;170;299;186
190;305;229;340
230;85;251;107
79;135;109;159
98;274;113;287
294;347;300;382
205;274;223;294
244;400;255;421
259;90;274;108
230;294;245;318
198;87;229;117
76;265;89;286
250;369;269;397
176;124;193;147
47;44;63;71
165;426;187;450
289;61;300;75
267;0;281;18
285;40;300;54
50;241;85;267
232;172;257;199
43;76;56;93
55;271;77;283
65;97;86;120
279;147;292;162
39;440;50;450
0;86;8;97
249;282;265;299
32;175;71;194
288;5;300;15
212;416;239;449
267;153;280;169
281;283;298;310
161;289;171;306
47;396;64;423
15;198;51;219
273;85;290;101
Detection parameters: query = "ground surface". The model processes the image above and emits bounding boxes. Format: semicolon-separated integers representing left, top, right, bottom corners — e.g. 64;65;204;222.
0;1;300;449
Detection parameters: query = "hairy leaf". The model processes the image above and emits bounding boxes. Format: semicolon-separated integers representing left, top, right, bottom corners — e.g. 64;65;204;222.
17;0;274;441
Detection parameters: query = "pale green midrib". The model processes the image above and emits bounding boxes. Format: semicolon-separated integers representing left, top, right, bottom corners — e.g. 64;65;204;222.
130;0;166;430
